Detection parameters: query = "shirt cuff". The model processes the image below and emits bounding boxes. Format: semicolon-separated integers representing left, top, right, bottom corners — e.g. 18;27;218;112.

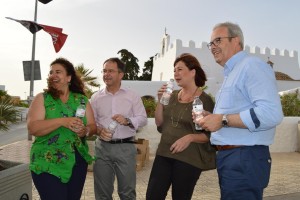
240;109;256;132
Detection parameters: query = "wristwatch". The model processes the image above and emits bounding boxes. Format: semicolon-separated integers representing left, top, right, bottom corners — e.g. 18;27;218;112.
222;114;229;127
125;118;133;126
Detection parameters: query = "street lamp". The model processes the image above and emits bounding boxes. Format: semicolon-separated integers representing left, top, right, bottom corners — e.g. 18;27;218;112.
28;0;53;140
29;0;53;100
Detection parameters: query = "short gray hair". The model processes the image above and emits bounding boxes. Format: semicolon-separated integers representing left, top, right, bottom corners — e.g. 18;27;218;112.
213;22;244;49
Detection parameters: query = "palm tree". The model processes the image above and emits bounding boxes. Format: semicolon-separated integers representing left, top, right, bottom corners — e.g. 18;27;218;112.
75;64;100;98
0;90;9;98
0;96;20;131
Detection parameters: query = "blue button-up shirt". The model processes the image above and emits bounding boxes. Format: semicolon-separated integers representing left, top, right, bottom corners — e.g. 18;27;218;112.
211;51;283;146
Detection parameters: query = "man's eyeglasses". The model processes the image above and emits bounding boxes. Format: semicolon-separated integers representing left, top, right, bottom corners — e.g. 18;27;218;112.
207;37;235;50
101;69;120;74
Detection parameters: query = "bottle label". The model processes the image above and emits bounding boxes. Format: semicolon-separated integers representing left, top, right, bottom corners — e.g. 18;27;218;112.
108;121;117;129
193;105;203;122
76;108;85;118
193;105;203;113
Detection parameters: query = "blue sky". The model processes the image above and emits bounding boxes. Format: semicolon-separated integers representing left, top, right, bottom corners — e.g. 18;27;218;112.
1;0;299;98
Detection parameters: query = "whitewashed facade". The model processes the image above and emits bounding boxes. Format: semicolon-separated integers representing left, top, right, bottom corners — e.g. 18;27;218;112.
152;34;300;96
123;34;300;98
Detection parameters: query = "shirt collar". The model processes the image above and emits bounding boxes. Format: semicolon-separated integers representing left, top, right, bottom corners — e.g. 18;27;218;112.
224;51;247;76
104;85;127;95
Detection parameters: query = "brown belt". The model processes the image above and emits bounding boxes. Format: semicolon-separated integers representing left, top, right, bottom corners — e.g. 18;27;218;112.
215;145;244;151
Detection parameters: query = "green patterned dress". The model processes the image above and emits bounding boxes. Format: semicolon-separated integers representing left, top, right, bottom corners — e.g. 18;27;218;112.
29;92;93;183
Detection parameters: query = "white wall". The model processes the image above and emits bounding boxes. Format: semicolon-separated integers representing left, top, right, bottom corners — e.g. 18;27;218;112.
137;118;300;154
121;80;180;100
270;117;300;152
152;35;300;97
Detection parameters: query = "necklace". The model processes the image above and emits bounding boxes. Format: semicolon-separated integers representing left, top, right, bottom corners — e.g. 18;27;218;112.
171;102;189;127
171;87;201;127
178;87;199;102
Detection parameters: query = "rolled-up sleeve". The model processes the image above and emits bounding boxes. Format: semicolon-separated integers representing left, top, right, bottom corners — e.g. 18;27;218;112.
240;59;283;132
130;93;148;130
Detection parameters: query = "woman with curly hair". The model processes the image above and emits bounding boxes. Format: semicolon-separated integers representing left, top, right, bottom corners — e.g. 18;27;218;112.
27;57;96;200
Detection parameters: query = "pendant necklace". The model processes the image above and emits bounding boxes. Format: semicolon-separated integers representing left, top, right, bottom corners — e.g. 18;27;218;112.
171;87;199;127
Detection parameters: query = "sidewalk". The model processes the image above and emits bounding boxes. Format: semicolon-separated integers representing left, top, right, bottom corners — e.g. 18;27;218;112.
1;139;300;200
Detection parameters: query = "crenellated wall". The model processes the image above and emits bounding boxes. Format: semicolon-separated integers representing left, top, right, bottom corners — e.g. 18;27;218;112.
152;35;300;96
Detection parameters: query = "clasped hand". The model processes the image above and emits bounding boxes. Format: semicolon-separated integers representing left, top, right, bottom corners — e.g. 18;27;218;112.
67;117;87;137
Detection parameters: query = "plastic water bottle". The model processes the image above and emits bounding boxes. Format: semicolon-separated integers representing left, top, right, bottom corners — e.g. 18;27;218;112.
75;98;86;120
108;120;118;134
193;96;203;130
160;79;174;105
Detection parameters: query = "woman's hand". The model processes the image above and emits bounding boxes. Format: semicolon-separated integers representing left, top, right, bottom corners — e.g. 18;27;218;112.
170;135;192;154
157;84;167;103
65;117;83;130
65;117;87;137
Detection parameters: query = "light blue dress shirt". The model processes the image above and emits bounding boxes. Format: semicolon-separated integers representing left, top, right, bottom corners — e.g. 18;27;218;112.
211;51;283;146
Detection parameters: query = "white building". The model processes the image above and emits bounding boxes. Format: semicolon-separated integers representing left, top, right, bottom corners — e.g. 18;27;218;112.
123;33;300;98
152;33;300;96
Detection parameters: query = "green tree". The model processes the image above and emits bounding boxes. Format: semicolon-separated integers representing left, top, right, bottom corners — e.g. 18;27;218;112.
0;96;20;131
75;64;100;98
139;56;153;81
118;49;140;80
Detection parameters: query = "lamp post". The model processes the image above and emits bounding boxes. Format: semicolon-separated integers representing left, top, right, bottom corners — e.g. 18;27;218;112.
28;0;53;140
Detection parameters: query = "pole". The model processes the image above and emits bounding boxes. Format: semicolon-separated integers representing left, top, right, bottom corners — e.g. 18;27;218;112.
28;0;38;141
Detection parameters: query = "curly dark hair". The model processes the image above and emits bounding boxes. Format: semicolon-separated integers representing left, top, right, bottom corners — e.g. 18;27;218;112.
173;53;207;87
45;57;85;99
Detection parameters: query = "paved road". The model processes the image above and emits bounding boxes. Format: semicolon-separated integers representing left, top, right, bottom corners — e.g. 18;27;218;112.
0;121;28;147
265;192;300;200
0;107;29;147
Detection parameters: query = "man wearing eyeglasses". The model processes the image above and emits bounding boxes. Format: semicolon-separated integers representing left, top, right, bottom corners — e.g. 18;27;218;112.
198;22;283;200
90;57;147;200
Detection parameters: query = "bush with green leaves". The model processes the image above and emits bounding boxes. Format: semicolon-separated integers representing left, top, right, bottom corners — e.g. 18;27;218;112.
141;96;156;118
0;96;21;131
280;89;300;116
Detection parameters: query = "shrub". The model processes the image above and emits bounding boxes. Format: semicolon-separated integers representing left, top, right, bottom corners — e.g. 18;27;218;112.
141;96;156;118
280;89;300;116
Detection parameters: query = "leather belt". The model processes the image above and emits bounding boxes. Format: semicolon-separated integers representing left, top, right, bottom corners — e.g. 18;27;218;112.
100;137;136;144
215;145;244;151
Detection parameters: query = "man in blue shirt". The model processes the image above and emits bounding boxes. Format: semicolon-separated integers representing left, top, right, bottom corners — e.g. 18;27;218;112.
199;22;283;200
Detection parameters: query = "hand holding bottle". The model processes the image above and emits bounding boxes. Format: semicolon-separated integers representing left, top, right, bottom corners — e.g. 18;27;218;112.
98;121;118;141
192;96;204;130
160;79;174;105
67;117;85;133
107;120;118;134
99;127;114;141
